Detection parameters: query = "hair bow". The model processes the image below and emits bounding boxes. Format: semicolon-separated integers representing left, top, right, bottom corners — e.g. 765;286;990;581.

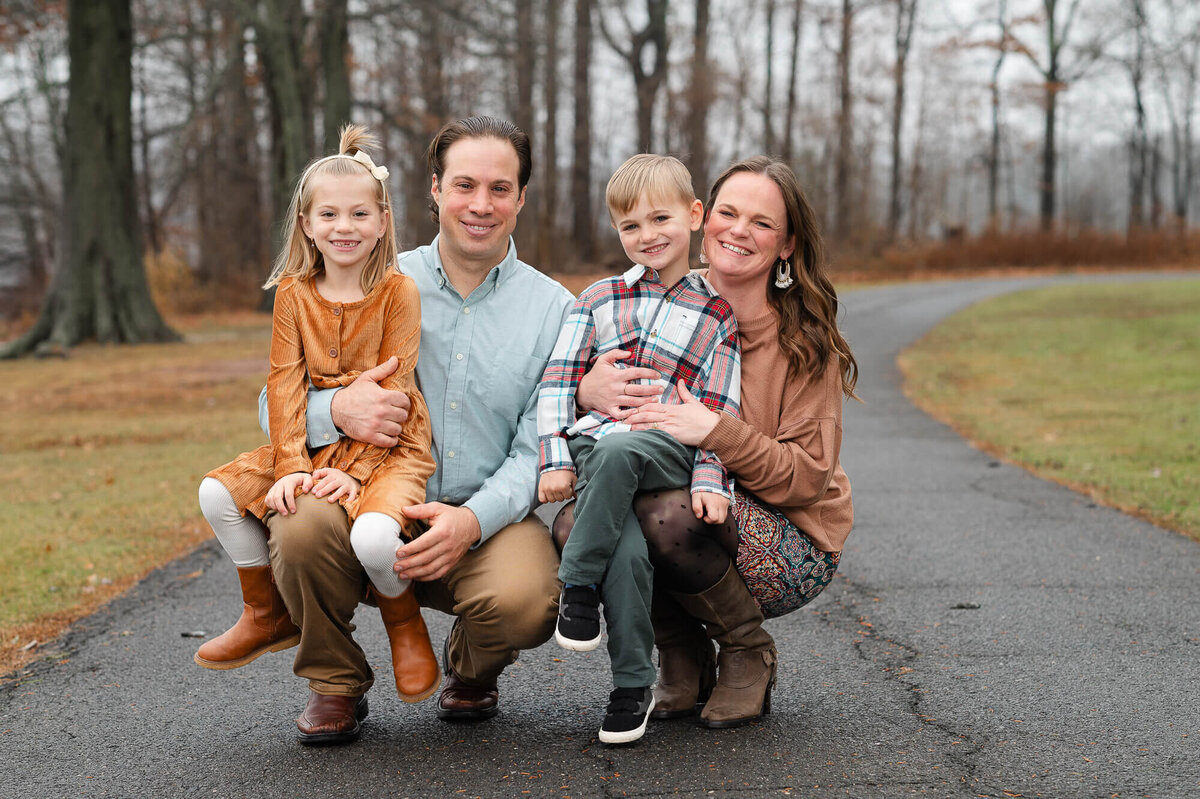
351;150;390;183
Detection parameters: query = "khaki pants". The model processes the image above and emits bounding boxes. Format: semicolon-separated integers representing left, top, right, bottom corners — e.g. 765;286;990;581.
267;493;560;696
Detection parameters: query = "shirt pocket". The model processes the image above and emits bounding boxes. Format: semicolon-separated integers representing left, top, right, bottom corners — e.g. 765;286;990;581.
481;353;548;426
647;308;703;373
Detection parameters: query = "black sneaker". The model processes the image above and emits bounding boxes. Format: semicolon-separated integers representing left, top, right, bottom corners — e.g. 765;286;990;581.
555;584;602;651
599;686;655;744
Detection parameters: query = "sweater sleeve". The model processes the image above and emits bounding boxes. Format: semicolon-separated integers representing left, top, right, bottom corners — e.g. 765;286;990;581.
700;355;842;509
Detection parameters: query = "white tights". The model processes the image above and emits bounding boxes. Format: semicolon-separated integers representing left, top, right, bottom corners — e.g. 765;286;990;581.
198;477;410;596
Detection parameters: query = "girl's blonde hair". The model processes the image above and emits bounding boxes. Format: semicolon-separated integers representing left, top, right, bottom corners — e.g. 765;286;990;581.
263;124;397;295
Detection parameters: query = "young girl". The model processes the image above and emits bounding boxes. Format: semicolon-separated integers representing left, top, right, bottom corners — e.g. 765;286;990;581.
195;125;440;703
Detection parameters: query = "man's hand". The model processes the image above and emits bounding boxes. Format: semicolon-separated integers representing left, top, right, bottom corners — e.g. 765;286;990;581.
576;349;662;419
330;357;411;447
394;503;482;581
538;469;576;503
693;491;730;525
266;472;313;516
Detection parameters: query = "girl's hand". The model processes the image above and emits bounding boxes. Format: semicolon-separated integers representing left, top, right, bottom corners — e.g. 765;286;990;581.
312;467;361;504
625;382;721;446
538;469;576;504
266;472;313;516
693;491;730;524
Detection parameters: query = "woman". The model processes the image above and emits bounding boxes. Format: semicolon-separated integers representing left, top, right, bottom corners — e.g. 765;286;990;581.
568;156;858;729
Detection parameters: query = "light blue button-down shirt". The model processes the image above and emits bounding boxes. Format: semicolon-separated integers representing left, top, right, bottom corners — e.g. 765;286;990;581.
261;235;573;545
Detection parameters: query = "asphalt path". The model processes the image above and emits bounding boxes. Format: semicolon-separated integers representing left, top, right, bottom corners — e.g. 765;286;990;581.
3;273;1198;798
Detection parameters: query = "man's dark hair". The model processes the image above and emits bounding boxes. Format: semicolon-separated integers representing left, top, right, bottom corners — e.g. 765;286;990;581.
426;116;533;223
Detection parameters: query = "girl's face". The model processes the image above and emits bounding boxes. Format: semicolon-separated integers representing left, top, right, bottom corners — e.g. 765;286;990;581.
702;172;795;290
301;172;387;276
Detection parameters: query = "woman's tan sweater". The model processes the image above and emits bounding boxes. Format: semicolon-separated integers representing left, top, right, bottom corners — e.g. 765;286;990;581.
701;308;853;552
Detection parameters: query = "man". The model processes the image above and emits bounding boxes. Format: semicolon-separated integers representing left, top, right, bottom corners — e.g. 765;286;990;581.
260;116;574;743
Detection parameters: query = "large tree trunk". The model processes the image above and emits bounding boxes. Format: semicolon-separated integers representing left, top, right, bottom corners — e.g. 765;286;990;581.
781;0;804;165
763;0;775;154
319;0;351;152
4;0;177;357
987;0;1009;229
601;0;669;153
513;0;537;259
571;0;595;261
684;0;712;195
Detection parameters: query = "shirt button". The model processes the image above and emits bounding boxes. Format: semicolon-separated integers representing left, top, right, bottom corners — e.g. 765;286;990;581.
442;496;451;502
328;347;338;357
450;401;458;410
322;433;330;441
455;353;464;361
447;451;455;458
332;307;341;316
463;307;471;315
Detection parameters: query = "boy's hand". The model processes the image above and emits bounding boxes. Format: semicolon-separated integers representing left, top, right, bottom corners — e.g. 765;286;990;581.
538;469;577;503
312;467;361;504
693;491;729;525
266;472;313;516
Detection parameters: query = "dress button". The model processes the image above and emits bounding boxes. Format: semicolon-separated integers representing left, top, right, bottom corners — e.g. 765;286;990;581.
329;347;338;357
332;307;342;316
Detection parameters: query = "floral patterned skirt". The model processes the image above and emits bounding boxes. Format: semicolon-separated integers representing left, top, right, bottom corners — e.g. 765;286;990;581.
732;491;841;619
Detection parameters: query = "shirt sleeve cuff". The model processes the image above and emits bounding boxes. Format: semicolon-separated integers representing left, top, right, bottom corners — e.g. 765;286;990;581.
463;496;505;548
306;387;342;449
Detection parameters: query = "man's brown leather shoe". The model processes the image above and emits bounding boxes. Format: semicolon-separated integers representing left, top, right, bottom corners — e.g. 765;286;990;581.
436;671;498;721
296;691;368;745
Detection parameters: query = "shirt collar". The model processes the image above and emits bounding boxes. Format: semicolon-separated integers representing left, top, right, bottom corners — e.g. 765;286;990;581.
428;234;518;296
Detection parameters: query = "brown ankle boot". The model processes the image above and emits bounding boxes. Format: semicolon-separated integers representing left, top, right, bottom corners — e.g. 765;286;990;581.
194;564;300;670
372;586;440;703
670;564;776;729
650;589;716;719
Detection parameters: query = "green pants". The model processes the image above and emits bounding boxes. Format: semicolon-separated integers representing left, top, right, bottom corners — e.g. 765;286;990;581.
560;430;694;688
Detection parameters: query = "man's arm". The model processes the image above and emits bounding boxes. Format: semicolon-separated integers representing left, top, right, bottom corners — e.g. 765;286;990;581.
257;357;410;449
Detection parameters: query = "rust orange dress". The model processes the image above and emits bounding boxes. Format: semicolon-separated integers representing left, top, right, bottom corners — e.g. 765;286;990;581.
207;270;435;533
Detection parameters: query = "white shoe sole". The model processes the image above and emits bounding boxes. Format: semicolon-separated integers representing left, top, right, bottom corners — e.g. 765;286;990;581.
598;695;655;744
555;628;602;651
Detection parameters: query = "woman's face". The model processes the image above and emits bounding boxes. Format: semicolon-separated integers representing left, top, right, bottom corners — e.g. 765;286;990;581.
702;172;795;289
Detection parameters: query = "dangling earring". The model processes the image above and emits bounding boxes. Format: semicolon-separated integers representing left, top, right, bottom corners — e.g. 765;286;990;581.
698;245;709;265
774;257;794;289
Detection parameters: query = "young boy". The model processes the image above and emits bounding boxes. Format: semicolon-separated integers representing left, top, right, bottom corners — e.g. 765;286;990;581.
536;154;740;744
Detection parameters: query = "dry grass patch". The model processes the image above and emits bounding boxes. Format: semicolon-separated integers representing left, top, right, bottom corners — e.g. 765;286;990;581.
0;312;273;676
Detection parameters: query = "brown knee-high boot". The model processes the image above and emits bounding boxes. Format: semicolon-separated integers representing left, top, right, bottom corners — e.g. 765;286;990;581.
670;564;776;728
650;588;716;719
194;564;301;670
371;586;441;703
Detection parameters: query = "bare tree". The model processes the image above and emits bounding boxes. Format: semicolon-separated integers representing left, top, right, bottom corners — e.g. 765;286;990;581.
537;0;562;267
4;0;177;356
781;0;805;165
886;0;918;241
764;0;777;154
832;0;855;241
1011;0;1103;231
572;0;596;260
1156;0;1199;229
319;0;351;151
600;0;670;153
986;0;1010;229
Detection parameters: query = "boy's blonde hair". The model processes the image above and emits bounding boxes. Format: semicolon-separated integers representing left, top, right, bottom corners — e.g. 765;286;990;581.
264;123;398;295
605;154;697;219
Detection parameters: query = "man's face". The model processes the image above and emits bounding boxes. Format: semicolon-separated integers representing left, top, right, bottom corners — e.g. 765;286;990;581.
431;136;526;271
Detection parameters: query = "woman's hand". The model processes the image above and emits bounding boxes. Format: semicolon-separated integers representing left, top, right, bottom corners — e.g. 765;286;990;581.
625;382;721;446
576;349;662;419
693;491;730;524
312;467;361;504
266;472;313;515
538;469;577;504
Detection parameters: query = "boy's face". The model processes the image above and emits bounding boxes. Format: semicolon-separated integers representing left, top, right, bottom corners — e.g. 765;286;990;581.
611;195;703;284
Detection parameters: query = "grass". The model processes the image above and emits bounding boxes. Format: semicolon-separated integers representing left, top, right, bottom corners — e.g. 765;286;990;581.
0;312;273;675
899;278;1200;541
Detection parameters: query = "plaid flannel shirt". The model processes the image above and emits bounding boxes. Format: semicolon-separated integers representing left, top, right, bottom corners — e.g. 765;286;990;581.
536;264;741;498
